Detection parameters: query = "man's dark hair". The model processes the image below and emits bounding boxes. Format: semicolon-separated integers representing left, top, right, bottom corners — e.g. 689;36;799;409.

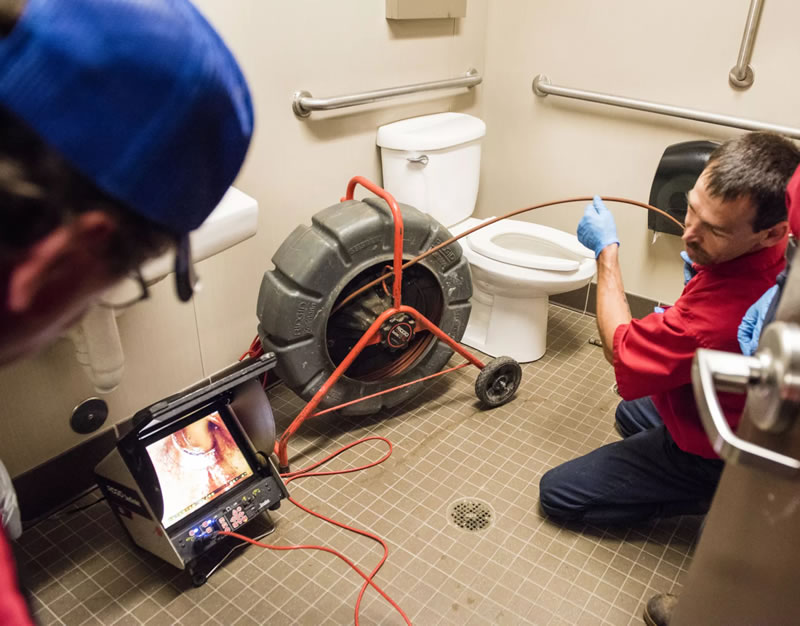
705;132;800;232
0;0;24;36
0;106;172;276
1;0;171;276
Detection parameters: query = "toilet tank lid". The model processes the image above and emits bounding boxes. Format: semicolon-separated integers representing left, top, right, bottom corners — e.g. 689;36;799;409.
377;112;486;151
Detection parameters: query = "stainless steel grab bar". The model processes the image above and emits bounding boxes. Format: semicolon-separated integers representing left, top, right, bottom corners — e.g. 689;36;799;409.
292;69;481;118
532;74;800;139
729;0;764;89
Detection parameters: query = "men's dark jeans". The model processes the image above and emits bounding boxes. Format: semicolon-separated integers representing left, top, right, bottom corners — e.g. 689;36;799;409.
539;397;724;525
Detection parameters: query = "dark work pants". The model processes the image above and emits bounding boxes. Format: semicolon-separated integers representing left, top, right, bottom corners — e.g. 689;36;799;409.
538;397;724;525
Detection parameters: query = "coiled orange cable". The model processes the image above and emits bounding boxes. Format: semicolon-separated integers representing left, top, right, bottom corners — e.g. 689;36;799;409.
332;196;683;314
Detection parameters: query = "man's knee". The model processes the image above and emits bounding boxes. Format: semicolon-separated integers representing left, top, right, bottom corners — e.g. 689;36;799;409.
615;397;661;438
614;401;635;438
538;466;581;521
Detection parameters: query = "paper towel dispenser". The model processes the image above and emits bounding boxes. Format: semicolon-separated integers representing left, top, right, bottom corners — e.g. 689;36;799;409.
649;140;720;236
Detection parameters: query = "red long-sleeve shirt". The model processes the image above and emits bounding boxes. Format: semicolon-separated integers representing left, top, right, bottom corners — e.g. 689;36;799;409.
613;242;786;458
0;521;33;626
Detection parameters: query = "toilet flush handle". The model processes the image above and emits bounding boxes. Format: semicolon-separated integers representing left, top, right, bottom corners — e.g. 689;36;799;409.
407;155;428;166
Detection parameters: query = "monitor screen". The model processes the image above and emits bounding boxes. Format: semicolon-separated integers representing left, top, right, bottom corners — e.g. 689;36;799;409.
145;410;253;528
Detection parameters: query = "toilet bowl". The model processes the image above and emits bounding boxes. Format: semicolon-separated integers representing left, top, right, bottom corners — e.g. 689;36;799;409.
377;112;597;362
449;217;596;362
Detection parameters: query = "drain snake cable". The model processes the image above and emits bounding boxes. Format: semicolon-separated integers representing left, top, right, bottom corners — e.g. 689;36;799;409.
332;196;684;315
222;198;682;623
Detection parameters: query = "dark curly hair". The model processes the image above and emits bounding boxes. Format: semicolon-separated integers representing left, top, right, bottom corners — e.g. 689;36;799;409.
0;106;173;276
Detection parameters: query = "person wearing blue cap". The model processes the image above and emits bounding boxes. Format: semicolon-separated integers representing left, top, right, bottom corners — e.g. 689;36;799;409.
0;0;253;621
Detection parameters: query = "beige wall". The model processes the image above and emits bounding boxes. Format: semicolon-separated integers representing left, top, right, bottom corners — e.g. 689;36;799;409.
4;0;799;476
0;1;488;477
478;0;800;304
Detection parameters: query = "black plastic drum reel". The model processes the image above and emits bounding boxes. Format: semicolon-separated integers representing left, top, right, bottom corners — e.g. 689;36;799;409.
257;177;521;470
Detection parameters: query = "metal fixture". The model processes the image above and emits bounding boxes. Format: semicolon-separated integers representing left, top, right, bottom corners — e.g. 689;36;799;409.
447;499;494;532
532;74;800;140
70;397;109;434
292;69;481;117
406;155;429;166
692;322;800;477
729;0;764;89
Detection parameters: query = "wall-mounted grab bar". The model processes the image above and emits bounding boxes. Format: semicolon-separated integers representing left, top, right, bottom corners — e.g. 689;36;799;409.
532;74;800;140
729;0;764;89
292;68;481;118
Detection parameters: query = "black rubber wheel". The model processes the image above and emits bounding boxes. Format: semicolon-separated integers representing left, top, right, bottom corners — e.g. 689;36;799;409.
257;197;472;415
189;568;207;587
475;356;522;408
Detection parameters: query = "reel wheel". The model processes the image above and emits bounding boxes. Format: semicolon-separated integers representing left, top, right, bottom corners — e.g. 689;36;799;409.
475;356;522;408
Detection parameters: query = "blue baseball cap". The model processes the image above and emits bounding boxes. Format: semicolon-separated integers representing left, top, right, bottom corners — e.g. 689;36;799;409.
0;0;254;300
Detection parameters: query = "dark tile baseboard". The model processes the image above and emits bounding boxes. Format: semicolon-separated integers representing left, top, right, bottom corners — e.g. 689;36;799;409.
13;428;119;523
13;375;285;523
549;285;590;313
552;283;661;319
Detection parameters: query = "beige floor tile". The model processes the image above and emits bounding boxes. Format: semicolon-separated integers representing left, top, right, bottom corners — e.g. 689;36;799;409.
21;305;702;625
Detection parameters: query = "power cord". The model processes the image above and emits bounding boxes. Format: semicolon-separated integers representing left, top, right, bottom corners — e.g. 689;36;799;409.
23;486;107;530
230;193;681;623
50;497;106;518
217;436;411;626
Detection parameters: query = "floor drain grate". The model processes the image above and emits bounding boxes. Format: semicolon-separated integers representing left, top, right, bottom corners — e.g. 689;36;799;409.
447;499;494;532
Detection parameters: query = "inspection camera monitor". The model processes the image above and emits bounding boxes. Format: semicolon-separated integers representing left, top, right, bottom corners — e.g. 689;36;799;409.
95;354;288;570
146;408;253;529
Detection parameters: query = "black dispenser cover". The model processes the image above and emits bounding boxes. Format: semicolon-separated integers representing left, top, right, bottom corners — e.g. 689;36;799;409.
648;140;720;236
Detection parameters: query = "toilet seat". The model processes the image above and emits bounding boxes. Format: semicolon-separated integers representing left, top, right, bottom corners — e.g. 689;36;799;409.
466;219;594;271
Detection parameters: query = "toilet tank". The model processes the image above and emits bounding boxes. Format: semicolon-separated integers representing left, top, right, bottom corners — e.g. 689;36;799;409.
377;113;486;228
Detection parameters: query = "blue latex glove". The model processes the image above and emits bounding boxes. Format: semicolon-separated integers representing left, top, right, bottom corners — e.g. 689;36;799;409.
577;196;619;258
738;285;778;355
680;251;697;285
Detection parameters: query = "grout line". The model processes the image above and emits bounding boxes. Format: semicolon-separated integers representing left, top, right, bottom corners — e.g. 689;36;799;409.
25;308;701;626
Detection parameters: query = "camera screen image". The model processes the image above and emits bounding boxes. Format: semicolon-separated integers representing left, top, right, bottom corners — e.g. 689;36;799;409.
145;410;253;528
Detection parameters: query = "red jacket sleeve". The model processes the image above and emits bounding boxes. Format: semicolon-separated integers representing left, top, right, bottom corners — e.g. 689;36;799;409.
0;523;33;626
612;309;701;401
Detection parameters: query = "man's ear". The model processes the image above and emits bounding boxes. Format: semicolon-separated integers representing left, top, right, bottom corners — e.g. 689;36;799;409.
760;220;790;249
7;211;117;313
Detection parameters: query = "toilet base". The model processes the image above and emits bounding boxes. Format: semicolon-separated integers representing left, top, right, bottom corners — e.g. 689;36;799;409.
461;291;549;363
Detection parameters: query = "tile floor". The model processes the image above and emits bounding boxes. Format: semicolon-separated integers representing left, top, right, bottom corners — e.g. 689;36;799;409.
17;305;701;625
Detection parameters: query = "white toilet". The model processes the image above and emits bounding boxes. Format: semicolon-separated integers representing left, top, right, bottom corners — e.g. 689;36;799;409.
377;112;596;362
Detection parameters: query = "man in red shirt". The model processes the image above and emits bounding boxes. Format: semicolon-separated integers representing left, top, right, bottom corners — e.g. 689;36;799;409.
643;163;800;626
539;132;800;525
0;0;253;622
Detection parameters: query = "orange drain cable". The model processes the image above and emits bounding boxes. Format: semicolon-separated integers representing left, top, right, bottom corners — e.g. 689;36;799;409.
332;196;683;315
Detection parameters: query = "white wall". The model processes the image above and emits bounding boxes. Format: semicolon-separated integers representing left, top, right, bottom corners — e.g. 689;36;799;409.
478;0;800;303
0;0;488;476
4;0;799;476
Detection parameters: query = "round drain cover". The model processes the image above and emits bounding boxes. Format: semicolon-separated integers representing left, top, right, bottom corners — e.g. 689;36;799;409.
447;499;494;532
